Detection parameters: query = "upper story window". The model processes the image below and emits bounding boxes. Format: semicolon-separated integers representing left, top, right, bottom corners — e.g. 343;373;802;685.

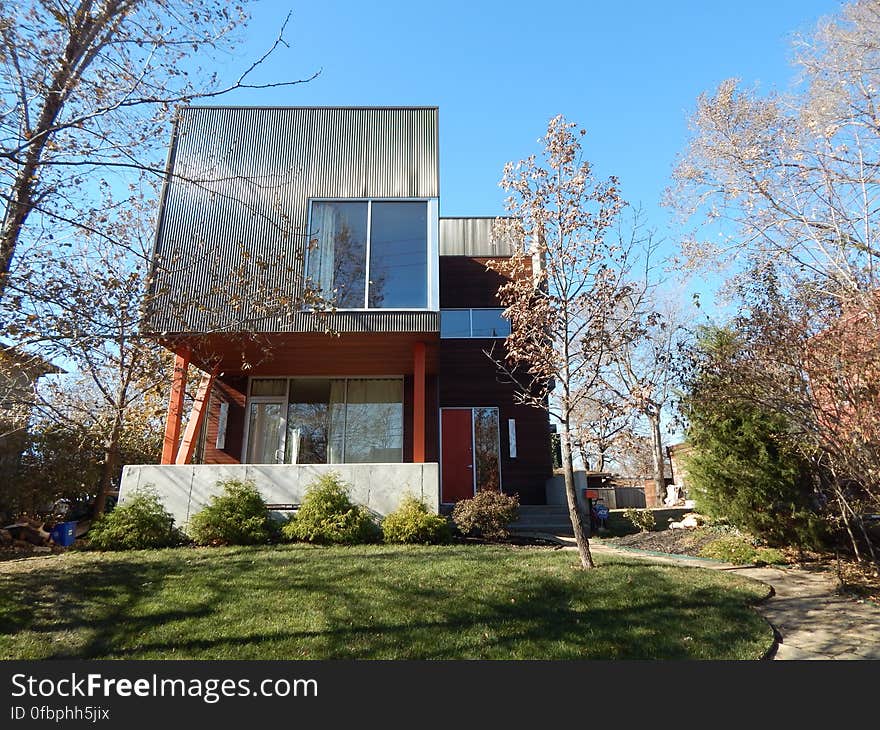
307;200;428;309
440;308;511;338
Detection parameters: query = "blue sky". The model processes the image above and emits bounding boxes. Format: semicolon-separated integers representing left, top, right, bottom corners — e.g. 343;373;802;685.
216;0;840;251
196;0;848;322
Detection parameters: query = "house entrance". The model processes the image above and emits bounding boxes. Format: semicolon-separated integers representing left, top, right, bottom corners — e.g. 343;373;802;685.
440;407;501;503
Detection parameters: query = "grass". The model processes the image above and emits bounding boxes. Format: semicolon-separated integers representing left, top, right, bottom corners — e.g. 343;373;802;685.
0;545;774;660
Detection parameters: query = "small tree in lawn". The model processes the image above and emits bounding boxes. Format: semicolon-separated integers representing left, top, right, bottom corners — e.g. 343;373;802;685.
489;115;652;570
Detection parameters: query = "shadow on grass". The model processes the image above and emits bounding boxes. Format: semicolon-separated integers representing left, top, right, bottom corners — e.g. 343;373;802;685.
0;546;773;660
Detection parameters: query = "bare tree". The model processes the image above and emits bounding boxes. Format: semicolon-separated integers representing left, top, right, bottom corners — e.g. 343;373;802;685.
2;177;323;515
569;387;633;473
0;0;315;300
5;193;171;514
669;0;880;557
605;298;692;504
489;115;651;570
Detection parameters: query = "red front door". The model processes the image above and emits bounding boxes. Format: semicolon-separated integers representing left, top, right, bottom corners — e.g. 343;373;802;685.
441;409;474;503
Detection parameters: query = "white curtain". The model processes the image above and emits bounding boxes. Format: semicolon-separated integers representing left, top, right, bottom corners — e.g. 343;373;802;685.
327;379;347;463
308;203;337;297
344;379;403;463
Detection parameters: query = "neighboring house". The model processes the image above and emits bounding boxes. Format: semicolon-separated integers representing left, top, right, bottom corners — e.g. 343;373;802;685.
120;106;552;524
806;302;880;440
666;443;693;494
0;345;59;485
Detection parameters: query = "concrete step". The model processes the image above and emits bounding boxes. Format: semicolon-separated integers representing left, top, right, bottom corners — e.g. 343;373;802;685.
516;505;570;515
510;524;574;536
510;505;575;536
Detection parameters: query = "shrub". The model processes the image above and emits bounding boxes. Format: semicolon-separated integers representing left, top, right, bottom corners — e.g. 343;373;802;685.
88;487;182;550
754;547;788;566
283;472;379;545
681;327;826;548
452;490;519;540
188;479;274;546
698;536;788;566
624;507;656;532
382;496;451;545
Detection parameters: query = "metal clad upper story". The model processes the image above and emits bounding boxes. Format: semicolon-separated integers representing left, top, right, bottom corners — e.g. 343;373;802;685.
439;217;517;257
148;106;440;334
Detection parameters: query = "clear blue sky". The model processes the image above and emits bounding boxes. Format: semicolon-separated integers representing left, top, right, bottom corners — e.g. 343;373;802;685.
212;0;841;301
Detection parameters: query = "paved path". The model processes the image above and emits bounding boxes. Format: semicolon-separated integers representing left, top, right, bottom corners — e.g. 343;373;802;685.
579;540;880;660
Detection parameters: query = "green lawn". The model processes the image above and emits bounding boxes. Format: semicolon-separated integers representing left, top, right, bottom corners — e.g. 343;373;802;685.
0;545;774;659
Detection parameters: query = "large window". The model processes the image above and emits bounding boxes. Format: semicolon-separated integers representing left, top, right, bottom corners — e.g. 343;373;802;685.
308;200;428;309
246;377;404;464
440;308;511;338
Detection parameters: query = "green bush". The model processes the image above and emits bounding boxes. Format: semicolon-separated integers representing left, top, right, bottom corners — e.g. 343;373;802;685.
283;472;379;545
88;487;182;551
188;479;274;546
681;327;825;548
624;508;656;532
452;490;519;540
382;496;451;545
698;535;788;565
754;547;788;566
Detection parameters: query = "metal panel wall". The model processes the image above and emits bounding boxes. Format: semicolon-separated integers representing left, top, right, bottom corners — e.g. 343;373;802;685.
148;106;440;334
439;217;518;257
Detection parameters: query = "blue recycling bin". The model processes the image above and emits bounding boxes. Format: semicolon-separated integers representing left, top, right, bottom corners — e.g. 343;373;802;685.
50;521;77;547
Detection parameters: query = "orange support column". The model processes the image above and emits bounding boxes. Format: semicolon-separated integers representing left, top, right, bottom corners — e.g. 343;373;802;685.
175;367;218;465
413;342;426;463
161;349;190;464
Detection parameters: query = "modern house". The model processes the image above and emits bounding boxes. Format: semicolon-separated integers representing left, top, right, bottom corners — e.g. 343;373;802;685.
120;106;552;524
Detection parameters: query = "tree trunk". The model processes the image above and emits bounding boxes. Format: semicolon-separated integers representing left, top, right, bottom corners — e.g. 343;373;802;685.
560;417;595;569
577;443;590;472
93;409;124;517
92;427;122;517
648;410;666;506
595;448;605;473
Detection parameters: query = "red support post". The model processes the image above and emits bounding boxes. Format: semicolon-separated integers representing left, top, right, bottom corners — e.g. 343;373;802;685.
161;348;190;465
413;342;426;463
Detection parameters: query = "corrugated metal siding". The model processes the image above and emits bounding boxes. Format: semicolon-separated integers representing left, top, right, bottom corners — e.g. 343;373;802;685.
270;311;438;334
439;217;518;257
149;106;439;333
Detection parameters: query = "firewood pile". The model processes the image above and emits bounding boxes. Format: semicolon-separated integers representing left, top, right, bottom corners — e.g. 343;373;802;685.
0;516;88;553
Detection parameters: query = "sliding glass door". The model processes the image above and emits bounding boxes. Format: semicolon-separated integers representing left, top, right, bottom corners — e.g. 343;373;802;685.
246;401;286;464
246;377;403;465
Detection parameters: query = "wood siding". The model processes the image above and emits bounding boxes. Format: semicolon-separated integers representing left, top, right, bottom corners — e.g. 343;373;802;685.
166;332;439;376
438;255;551;504
440;256;509;308
202;376;247;464
438;340;552;504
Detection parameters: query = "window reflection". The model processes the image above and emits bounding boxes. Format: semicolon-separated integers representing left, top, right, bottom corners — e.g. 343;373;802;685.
308;200;427;309
474;407;500;491
440;309;470;338
440;309;510;338
471;309;511;338
369;202;427;308
254;377;404;465
285;379;331;464
343;379;404;463
247;402;284;464
308;202;367;308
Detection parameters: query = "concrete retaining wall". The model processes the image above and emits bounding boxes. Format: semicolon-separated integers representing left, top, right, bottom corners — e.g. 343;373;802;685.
119;463;440;529
546;473;647;512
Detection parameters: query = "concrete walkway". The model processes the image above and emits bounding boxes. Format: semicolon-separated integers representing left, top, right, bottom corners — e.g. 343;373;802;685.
583;540;880;660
